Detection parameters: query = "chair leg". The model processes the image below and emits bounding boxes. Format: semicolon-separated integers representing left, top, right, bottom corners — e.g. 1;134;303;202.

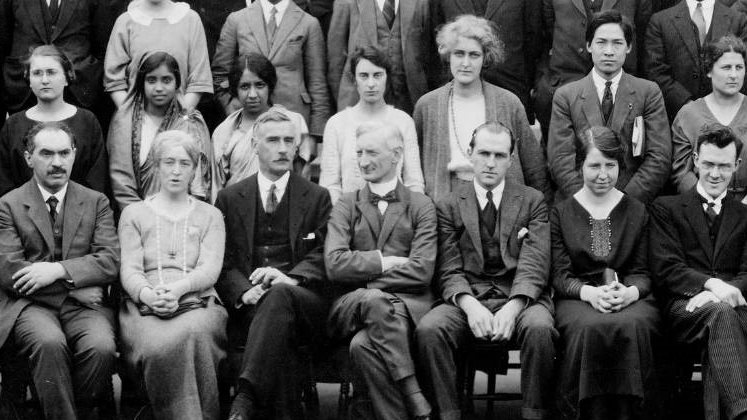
465;363;476;414
485;373;496;420
338;382;351;420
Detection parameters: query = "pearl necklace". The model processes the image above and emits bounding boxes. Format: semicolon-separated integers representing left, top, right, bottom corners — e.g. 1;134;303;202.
154;201;190;286
448;83;474;162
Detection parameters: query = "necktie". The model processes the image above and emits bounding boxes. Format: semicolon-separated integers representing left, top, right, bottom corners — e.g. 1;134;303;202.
382;0;395;29
704;201;717;229
267;7;278;44
265;183;278;214
47;196;58;225
483;190;497;236
369;190;397;206
49;0;59;20
693;1;707;46
601;81;614;124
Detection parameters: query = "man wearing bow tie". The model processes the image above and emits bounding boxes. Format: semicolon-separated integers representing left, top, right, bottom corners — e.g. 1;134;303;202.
651;125;747;420
325;122;436;420
214;108;332;420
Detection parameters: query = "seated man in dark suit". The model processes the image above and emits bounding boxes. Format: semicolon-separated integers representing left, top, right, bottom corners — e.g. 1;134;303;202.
415;122;557;420
214;108;332;420
549;10;671;203
0;121;119;420
651;125;747;420
325;122;436;420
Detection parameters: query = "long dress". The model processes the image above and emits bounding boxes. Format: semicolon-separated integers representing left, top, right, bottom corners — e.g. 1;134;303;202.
551;195;661;420
0;108;107;197
118;197;227;420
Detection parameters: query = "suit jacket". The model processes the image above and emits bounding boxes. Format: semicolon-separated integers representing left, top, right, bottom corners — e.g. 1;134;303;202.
213;172;332;307
212;2;331;136
435;181;552;311
430;0;543;111
0;180;120;347
644;1;747;119
541;0;651;87
324;182;436;323
326;0;437;110
548;72;672;203
650;189;747;308
0;0;119;111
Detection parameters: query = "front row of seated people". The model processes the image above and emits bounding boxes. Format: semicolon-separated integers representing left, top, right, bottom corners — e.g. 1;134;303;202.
5;109;747;420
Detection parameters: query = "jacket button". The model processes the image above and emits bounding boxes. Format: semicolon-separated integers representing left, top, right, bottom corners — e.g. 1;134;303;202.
577;47;584;54
692;74;699;79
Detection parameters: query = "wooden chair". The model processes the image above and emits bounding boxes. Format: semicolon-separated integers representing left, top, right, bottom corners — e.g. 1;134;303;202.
462;340;522;420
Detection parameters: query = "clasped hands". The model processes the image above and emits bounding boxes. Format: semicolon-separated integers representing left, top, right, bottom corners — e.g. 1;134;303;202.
241;266;299;306
140;283;188;317
459;295;524;342
685;278;747;312
580;282;639;313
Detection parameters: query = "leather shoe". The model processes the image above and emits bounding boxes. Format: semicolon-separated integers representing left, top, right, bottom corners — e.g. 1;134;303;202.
228;392;254;420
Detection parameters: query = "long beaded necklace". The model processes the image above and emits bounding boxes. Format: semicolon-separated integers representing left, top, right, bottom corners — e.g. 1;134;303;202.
448;83;475;162
154;198;190;286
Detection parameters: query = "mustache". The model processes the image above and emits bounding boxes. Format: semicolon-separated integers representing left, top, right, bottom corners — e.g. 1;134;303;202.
47;168;66;175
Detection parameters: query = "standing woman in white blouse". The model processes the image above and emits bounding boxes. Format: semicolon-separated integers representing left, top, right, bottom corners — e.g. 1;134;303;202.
413;15;550;202
320;46;424;204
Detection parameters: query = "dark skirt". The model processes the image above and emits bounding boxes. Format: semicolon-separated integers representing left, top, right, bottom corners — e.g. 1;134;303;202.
555;296;662;420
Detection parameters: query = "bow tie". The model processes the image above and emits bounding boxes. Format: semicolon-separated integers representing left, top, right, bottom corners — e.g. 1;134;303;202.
370;191;397;206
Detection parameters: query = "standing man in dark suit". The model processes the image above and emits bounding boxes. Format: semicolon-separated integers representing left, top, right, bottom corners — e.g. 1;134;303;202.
645;0;747;119
0;121;119;420
415;122;557;420
326;0;437;114
651;125;747;420
325;122;436;420
430;0;543;120
548;10;671;203
534;0;651;148
0;0;122;128
215;108;333;420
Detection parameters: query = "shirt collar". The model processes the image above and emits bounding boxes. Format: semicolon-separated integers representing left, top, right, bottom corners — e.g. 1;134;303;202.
38;182;68;209
368;176;399;197
127;1;190;25
257;170;290;195
591;69;623;97
260;0;290;22
473;179;505;209
696;181;727;205
687;0;715;15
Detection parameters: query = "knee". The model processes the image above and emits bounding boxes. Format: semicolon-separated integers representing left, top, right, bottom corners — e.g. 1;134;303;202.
707;301;740;325
358;289;392;320
348;331;373;364
77;333;116;362
258;283;296;310
415;314;447;349
29;331;68;362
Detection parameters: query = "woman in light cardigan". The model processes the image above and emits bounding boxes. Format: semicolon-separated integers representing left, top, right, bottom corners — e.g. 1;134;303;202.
414;15;549;202
118;130;226;420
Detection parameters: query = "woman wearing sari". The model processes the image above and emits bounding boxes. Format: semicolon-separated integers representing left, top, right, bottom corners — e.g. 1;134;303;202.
108;51;212;212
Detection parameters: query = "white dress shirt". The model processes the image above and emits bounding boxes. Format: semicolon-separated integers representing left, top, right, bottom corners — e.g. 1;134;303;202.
473;179;505;212
696;181;726;215
591;69;624;105
369;176;399;215
375;0;399;13
38;182;68;213
46;0;61;6
260;0;290;26
686;0;715;33
257;170;290;210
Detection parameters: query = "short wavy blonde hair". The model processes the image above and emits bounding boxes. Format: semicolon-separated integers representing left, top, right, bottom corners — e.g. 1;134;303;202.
152;130;201;168
436;14;505;68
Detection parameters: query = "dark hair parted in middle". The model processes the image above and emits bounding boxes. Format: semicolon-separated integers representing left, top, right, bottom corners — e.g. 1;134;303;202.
24;44;76;84
703;35;747;73
348;46;393;80
575;126;627;171
134;51;182;98
697;124;744;158
585;10;634;47
229;53;277;99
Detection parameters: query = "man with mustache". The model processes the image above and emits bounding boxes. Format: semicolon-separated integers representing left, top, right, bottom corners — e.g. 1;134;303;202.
651;125;747;420
0;121;120;419
214;108;333;420
548;10;671;204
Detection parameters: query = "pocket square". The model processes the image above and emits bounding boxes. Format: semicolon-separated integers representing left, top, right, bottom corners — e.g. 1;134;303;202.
518;227;529;240
303;232;316;240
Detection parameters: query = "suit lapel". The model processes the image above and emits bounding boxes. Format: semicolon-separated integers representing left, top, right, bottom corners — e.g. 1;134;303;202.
498;182;522;255
458;185;484;265
61;183;83;259
709;3;732;42
356;0;378;45
28;0;50;42
269;4;303;59
247;4;271;56
287;174;308;256
672;3;701;64
683;190;714;262
377;183;408;249
398;0;415;38
356;185;382;241
571;0;586;17
239;176;259;259
580;76;605;128
608;73;634;133
23;182;55;255
484;0;507;20
51;0;78;41
601;0;619;10
713;197;739;262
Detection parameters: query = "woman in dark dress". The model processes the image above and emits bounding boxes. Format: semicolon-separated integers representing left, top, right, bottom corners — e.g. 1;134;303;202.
551;126;661;420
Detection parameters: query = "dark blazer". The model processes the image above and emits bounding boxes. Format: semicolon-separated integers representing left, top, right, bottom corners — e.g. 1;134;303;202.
430;0;543;112
0;0;118;112
644;1;747;119
0;180;120;348
650;189;747;308
213;172;332;307
326;0;437;110
212;1;331;136
324;182;436;323
435;181;552;310
548;72;672;203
